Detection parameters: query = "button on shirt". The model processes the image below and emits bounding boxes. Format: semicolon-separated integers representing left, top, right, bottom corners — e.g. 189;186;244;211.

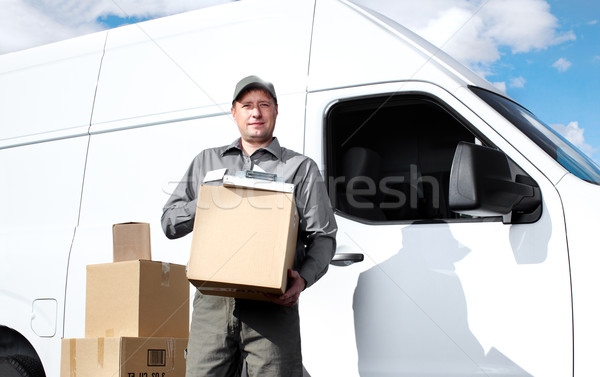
161;137;337;288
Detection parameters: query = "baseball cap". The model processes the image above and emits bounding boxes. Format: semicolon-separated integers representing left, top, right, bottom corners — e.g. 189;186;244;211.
232;75;277;104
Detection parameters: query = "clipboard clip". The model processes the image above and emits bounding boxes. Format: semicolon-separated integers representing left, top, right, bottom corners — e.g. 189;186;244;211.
242;170;277;182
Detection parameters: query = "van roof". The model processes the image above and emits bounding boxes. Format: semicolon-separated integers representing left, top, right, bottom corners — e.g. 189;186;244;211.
0;0;500;146
316;1;498;93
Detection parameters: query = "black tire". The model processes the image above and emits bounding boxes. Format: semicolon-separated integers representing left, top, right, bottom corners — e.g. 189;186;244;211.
0;354;46;377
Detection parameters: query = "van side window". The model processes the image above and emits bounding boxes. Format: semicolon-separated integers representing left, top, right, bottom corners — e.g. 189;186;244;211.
326;94;477;222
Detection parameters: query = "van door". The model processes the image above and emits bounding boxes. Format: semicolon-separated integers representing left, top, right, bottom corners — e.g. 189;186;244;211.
300;82;572;376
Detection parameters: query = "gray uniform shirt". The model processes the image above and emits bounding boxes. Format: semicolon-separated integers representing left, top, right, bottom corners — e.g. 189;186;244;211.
161;137;337;288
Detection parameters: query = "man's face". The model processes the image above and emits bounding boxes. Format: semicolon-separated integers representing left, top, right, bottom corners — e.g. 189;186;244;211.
231;89;278;145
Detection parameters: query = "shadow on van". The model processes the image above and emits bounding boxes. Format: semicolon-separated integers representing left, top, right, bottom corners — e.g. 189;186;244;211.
352;224;532;376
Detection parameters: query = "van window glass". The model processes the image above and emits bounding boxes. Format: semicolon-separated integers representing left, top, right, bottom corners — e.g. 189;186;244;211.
471;86;600;184
326;94;478;223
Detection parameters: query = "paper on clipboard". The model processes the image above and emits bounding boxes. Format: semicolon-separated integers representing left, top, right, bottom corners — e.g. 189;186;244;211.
223;171;294;193
203;168;227;183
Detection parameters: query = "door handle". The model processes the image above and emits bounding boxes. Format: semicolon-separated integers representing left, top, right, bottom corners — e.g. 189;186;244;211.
330;253;364;266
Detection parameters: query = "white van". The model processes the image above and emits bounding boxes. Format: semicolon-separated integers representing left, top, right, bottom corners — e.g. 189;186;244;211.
1;0;599;376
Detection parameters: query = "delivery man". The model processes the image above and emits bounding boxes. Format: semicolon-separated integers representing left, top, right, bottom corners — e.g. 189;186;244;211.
161;75;337;377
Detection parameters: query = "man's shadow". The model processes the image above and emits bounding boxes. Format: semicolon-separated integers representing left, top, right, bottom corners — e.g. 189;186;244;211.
353;224;531;376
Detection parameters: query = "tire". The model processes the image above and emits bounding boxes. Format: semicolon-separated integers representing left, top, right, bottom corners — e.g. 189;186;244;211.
0;354;46;377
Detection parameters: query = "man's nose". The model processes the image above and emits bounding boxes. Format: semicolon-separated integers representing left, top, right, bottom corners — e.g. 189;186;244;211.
251;106;262;117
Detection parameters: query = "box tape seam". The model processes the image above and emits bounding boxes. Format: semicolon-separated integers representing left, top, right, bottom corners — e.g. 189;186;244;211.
69;339;76;377
161;262;170;287
121;337;126;374
97;337;104;369
166;338;175;372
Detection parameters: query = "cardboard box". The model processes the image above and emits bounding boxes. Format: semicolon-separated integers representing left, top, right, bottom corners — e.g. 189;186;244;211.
60;337;187;377
187;185;298;300
113;222;151;262
85;260;189;338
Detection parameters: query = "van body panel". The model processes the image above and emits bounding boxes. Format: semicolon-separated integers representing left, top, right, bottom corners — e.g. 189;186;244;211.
0;136;88;375
309;0;433;92
556;173;600;374
308;0;497;96
302;81;572;376
0;32;106;146
90;0;314;129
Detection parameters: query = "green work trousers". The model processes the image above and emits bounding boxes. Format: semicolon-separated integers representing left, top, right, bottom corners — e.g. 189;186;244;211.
185;290;303;377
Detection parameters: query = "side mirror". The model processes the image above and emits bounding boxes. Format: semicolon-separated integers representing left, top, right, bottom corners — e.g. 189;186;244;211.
449;142;542;223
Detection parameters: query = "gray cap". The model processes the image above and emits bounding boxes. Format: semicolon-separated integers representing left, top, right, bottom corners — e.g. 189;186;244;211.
232;75;277;103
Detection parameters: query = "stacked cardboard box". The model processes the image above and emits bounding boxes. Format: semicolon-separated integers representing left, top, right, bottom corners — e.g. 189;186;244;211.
61;223;190;377
85;259;189;339
61;337;188;377
112;222;152;262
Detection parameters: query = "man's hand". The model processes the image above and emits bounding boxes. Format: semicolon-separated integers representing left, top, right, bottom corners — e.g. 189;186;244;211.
266;269;306;306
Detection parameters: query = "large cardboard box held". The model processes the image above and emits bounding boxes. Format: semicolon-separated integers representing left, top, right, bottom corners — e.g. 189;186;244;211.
85;260;189;338
60;337;187;377
113;222;151;262
187;185;298;300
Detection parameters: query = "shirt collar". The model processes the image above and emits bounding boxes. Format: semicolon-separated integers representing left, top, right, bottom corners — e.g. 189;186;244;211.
222;139;242;155
222;137;282;161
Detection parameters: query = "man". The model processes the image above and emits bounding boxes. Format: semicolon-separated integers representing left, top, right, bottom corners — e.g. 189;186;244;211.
161;75;337;377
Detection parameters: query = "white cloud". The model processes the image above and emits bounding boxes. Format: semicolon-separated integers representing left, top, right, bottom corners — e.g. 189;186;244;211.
419;6;501;66
352;0;575;77
0;0;100;54
85;0;234;20
509;76;526;88
492;81;507;93
479;0;574;53
0;0;232;54
552;57;572;72
550;121;596;155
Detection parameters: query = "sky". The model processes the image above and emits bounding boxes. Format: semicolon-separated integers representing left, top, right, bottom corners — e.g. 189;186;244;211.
1;0;599;164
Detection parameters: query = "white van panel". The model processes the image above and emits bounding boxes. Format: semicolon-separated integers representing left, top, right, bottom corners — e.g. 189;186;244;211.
0;33;106;145
91;0;314;128
309;0;429;91
556;173;600;374
0;136;88;375
301;82;572;376
308;0;495;94
64;114;235;337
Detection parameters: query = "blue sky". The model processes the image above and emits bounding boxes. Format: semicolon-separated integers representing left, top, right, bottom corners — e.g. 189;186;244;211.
97;14;151;28
355;0;600;164
1;0;598;164
493;0;600;159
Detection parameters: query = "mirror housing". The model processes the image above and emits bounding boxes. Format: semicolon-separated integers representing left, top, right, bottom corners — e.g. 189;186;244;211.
449;142;541;223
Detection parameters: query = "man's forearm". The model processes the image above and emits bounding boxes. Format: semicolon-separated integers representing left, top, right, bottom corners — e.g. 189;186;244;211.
298;236;337;288
161;199;197;239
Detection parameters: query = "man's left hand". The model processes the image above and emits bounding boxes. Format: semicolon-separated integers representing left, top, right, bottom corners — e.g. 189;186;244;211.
266;269;306;306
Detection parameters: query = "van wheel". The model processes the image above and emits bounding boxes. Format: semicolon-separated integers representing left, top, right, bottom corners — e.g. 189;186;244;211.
0;355;46;377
